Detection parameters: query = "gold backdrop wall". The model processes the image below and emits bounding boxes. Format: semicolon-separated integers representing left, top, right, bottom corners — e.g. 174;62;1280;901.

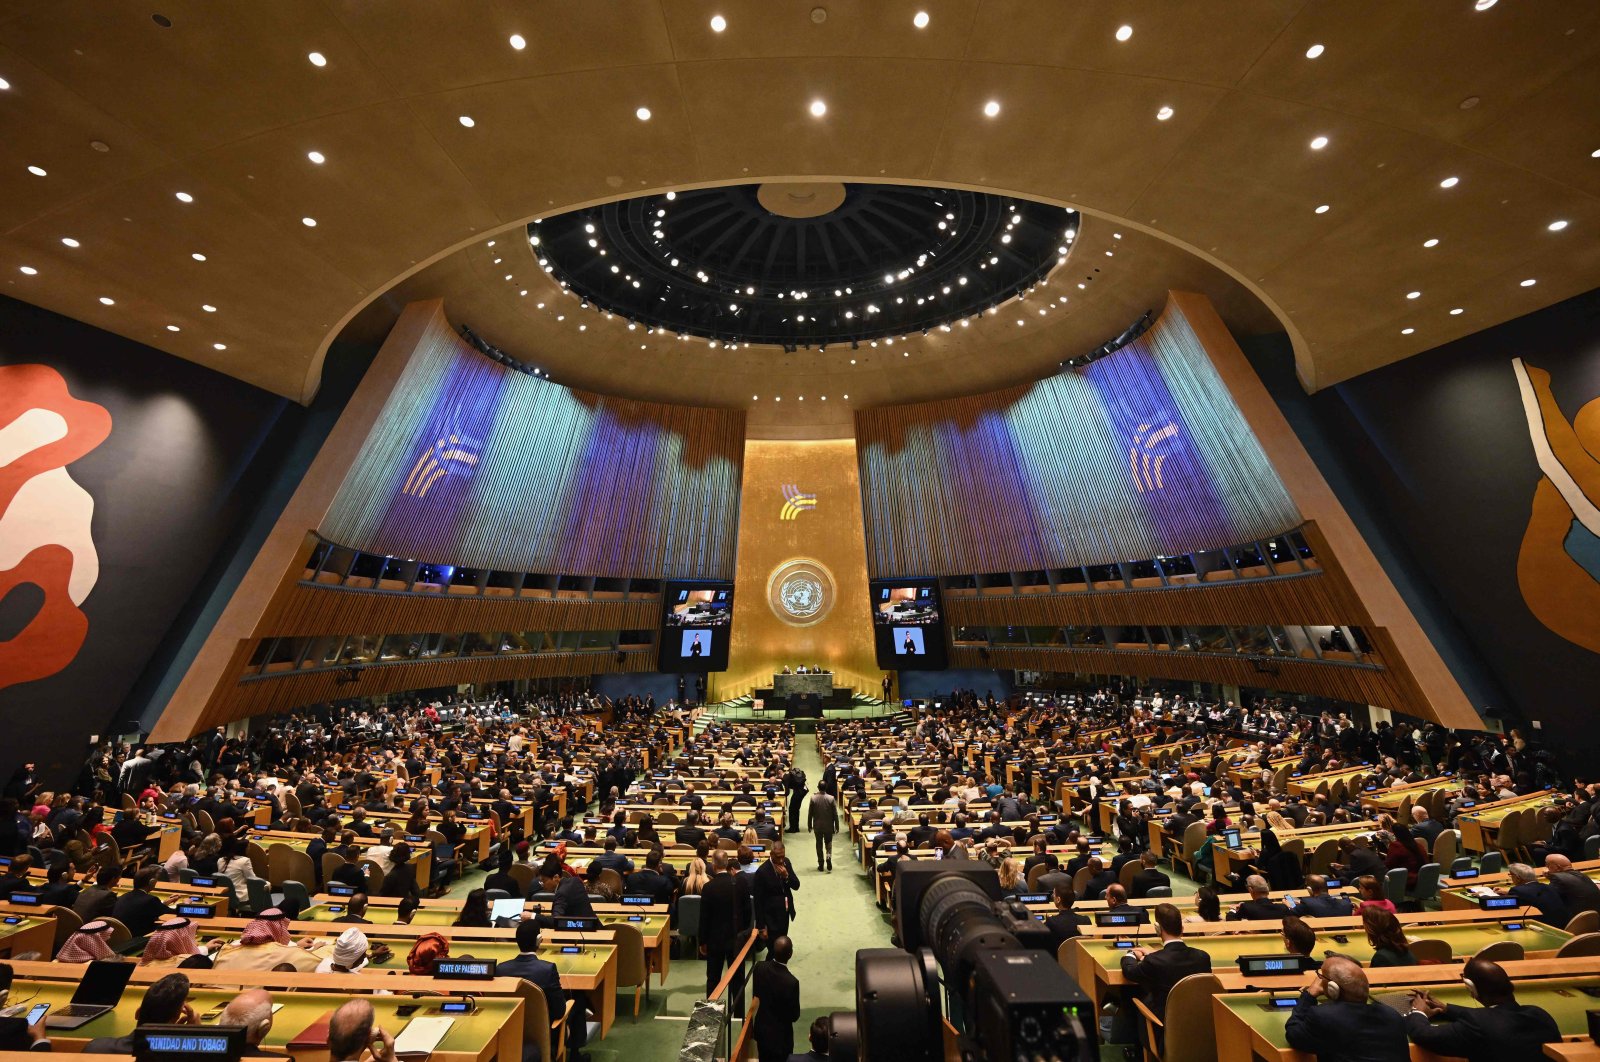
720;438;881;700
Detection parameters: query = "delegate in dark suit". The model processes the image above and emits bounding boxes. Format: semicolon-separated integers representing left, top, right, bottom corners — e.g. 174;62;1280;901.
1129;868;1171;900
1119;940;1213;1020
751;956;801;1062
701;870;752;1013
551;874;597;920
1404;1003;1559;1062
752;856;801;941
1285;994;1409;1062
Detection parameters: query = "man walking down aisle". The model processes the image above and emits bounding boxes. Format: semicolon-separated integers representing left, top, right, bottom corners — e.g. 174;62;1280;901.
807;782;838;872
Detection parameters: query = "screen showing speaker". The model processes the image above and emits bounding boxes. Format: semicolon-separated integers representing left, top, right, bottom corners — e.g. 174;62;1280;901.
870;579;946;669
660;581;733;671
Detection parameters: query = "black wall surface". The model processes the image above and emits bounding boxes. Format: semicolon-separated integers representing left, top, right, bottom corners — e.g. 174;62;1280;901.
0;295;362;787
1248;288;1600;770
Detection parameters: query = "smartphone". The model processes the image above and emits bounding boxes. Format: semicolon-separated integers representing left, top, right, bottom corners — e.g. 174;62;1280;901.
199;1002;229;1024
25;1004;48;1027
2;917;22;925
395;1005;420;1018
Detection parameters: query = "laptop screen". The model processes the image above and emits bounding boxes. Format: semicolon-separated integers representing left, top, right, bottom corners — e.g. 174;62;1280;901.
74;960;135;1006
490;898;525;921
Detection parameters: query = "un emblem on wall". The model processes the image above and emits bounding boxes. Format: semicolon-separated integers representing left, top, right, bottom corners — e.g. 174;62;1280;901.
766;558;835;627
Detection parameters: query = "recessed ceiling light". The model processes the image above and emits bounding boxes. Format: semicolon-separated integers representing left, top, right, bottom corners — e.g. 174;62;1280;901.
0;77;9;90
1156;106;1174;121
1406;291;1421;299
1474;0;1497;9
307;52;327;67
175;191;193;203
18;266;36;275
302;217;317;227
166;324;180;332
26;165;46;177
509;33;527;50
1591;148;1600;158
913;10;929;28
61;237;79;248
1423;238;1439;247
983;100;1001;118
307;150;325;164
810;99;827;117
1305;43;1325;59
98;296;114;305
1314;204;1330;214
1449;307;1464;315
710;14;727;32
1310;135;1329;150
459;115;475;128
1115;24;1133;42
635;107;652;121
1548;219;1569;231
1401;327;1415;335
202;304;216;312
191;252;206;261
1520;278;1537;287
213;342;227;350
1439;176;1459;188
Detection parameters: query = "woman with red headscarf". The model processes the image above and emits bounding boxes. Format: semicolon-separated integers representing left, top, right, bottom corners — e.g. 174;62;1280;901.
406;932;450;975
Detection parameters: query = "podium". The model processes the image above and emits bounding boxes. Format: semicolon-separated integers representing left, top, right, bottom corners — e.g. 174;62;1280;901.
773;672;832;698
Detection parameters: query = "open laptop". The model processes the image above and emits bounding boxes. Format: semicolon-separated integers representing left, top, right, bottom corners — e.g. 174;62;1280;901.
46;960;135;1029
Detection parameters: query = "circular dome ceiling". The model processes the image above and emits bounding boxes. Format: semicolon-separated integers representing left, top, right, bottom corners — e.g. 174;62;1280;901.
529;182;1079;349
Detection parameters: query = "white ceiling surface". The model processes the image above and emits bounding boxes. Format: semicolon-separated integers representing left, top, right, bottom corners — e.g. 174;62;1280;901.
0;1;1596;435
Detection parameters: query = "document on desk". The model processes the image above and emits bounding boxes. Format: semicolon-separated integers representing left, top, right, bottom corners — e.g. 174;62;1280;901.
394;1016;455;1056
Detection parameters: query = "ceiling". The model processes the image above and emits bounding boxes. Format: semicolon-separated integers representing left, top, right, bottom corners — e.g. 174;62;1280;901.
2;0;1598;434
531;182;1078;348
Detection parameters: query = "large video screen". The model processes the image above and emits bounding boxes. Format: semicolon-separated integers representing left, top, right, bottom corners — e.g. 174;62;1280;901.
870;579;947;669
660;582;733;672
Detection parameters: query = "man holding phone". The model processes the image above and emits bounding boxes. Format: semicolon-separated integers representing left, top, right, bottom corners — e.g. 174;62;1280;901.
0;962;51;1051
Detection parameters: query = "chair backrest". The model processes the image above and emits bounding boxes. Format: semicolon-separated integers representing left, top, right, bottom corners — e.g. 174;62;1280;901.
1162;972;1224;1062
245;876;273;917
1309;838;1338;876
265;844;294;888
280;880;311;913
1145;886;1172;898
320;852;345;885
45;904;81;955
485;888;511;903
1412;863;1442;903
282;792;303;819
1071;867;1092;898
1407;937;1453;963
1556;932;1600;958
1026;863;1050;891
656;811;679;825
1495;813;1521;856
1449;856;1474;875
1384;867;1408;906
1472;939;1524;963
596;868;626;899
508;863;535;893
1432;829;1459;868
1480;851;1504;875
1584;835;1600;861
101;916;132;949
359;859;385;892
512;976;560;1062
1180;821;1207;859
609;922;648;989
1118;860;1139;891
195;809;215;834
1568;911;1600;936
677;894;702;939
175;867;196;884
283;850;314;889
245;842;269;880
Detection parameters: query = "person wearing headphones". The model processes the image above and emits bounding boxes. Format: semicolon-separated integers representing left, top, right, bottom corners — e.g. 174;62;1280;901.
1284;955;1408;1061
1403;957;1560;1061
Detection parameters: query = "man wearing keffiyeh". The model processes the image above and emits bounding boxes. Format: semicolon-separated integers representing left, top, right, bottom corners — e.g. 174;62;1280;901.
140;916;211;967
56;919;117;964
212;908;320;972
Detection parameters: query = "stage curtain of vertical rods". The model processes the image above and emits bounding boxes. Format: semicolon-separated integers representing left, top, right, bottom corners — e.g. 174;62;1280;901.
854;299;1301;577
320;317;745;580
